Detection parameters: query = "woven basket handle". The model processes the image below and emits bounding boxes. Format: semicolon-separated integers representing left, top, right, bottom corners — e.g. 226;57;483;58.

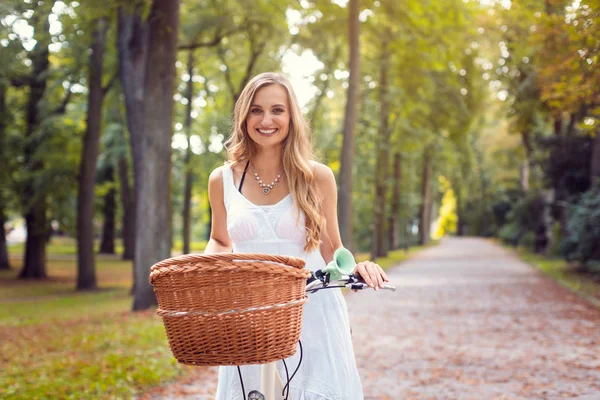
150;252;306;270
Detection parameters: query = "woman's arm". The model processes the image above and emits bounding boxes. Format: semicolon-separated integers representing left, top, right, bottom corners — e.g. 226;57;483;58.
315;163;341;266
204;167;233;254
314;163;389;289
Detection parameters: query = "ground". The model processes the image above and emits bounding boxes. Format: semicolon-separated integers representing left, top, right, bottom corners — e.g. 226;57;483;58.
141;237;600;400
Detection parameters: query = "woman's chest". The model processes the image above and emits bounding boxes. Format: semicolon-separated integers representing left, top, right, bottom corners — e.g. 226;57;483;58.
226;195;306;244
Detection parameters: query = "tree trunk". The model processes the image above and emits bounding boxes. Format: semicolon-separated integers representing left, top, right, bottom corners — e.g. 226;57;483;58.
19;6;52;280
132;0;180;311
455;189;466;236
403;219;410;250
182;162;193;254
520;130;533;193
205;201;212;242
76;18;108;290
534;189;554;254
117;3;148;197
591;128;600;184
118;4;149;291
549;118;568;237
182;51;194;255
0;208;10;270
99;167;116;254
419;147;432;246
118;153;135;260
21;204;48;279
182;158;193;254
371;41;391;260
0;82;10;271
478;158;490;237
519;160;529;193
338;0;360;251
387;152;402;251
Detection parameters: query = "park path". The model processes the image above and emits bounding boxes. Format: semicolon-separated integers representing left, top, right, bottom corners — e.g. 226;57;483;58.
142;237;600;400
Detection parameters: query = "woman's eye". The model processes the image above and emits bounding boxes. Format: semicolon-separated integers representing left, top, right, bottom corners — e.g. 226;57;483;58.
250;108;262;114
273;108;284;114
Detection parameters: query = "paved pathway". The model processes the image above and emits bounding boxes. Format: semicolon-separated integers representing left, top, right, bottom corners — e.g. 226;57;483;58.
143;238;600;400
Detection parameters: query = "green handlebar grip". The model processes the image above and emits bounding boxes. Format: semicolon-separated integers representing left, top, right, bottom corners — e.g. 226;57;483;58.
322;247;356;280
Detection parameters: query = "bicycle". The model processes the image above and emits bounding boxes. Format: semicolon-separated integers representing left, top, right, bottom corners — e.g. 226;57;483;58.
245;248;396;400
150;248;395;400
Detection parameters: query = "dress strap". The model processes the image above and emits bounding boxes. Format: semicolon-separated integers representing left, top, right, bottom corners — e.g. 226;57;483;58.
238;160;250;192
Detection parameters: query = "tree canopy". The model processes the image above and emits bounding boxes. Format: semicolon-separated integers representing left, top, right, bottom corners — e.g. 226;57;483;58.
1;0;599;305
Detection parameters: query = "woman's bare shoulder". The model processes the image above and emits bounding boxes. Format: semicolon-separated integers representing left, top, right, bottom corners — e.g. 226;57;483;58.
310;161;335;183
309;163;336;200
208;165;224;183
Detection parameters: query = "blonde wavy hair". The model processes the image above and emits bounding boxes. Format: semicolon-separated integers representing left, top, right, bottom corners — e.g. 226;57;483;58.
224;72;324;252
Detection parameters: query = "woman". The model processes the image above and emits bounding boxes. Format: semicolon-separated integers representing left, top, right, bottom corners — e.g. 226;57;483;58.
205;72;388;399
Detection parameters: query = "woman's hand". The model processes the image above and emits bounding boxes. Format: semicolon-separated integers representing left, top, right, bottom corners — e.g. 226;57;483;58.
353;260;389;291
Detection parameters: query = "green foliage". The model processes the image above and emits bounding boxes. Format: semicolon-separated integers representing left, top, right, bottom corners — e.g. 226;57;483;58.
497;192;543;248
534;0;600;117
0;0;593;295
541;135;592;196
560;184;600;270
0;0;494;255
498;222;521;245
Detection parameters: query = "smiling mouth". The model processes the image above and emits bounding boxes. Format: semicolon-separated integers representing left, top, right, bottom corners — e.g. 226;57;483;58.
257;128;278;136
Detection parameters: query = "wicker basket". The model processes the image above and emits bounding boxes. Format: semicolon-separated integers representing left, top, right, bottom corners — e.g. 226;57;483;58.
149;253;310;366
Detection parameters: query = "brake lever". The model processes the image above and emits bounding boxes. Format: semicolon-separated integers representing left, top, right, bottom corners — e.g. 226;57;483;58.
345;274;397;292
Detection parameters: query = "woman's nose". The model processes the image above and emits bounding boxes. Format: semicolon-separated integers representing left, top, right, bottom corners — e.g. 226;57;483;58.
261;112;273;125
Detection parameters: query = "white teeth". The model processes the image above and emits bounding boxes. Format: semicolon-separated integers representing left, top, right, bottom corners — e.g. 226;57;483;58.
257;129;277;134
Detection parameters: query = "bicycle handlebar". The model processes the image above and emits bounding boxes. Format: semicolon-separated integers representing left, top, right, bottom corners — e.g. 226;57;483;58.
305;270;396;293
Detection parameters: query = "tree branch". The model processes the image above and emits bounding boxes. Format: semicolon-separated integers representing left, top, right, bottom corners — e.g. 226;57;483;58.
217;43;237;102
178;27;243;51
309;44;342;118
235;27;269;101
102;69;119;96
50;81;73;116
197;65;213;98
10;74;32;88
241;43;265;91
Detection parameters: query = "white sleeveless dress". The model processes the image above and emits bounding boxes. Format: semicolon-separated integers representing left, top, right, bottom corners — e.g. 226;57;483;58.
215;165;364;400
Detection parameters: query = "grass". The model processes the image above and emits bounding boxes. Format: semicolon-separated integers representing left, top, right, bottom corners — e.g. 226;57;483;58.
2;239;435;399
2;311;182;399
7;236;115;256
7;236;207;257
0;289;132;327
172;239;208;253
1;247;190;400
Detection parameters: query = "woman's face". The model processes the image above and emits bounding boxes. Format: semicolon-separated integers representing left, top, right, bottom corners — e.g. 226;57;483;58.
245;84;291;149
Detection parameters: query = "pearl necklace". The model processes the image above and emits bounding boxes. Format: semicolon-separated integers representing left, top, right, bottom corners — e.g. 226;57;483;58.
251;162;281;195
